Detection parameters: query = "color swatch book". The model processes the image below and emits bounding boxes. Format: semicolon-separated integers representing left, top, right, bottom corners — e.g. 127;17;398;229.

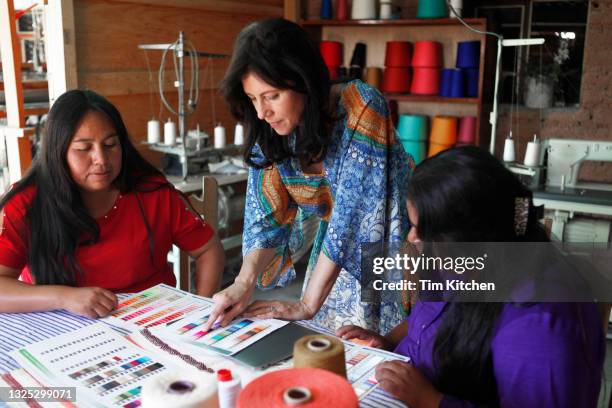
149;312;289;356
10;323;202;408
343;342;410;400
101;284;214;332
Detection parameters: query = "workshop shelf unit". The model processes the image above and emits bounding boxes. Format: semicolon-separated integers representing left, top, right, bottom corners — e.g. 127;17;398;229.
285;0;496;148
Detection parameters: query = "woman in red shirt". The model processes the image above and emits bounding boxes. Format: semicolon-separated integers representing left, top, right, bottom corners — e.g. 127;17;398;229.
0;90;224;318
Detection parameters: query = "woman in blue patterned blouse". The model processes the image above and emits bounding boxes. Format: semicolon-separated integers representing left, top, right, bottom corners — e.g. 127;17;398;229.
204;18;412;333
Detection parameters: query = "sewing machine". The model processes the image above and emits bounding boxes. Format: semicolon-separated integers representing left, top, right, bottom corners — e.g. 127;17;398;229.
531;139;612;242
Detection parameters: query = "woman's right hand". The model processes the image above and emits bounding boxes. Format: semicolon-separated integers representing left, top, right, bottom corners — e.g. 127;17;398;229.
59;287;118;318
203;279;255;330
336;325;391;350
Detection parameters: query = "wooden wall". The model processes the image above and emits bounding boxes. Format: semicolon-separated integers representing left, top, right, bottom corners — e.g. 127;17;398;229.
73;0;283;166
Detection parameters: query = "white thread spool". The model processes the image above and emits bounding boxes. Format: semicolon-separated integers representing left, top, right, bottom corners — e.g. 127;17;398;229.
503;132;515;162
214;123;226;149
141;372;218;408
351;0;376;19
523;135;541;167
379;0;392;19
233;123;244;145
449;0;463;17
163;119;177;146
217;369;241;408
147;119;161;144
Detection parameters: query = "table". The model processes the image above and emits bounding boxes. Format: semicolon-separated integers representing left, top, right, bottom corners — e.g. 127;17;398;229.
0;307;406;408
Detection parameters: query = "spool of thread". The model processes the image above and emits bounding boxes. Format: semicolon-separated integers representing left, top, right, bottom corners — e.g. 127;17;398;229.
348;66;363;80
365;67;383;89
351;0;376;20
456;41;480;69
336;0;348;20
384;41;412;68
465;68;479;97
233;123;244;145
523;135;541;167
237;368;358;408
428;142;452;157
382;67;411;93
402;141;427;164
293;335;347;378
411;68;441;95
320;0;332;19
349;43;367;69
319;41;343;67
503;133;516;162
327;66;340;80
397;114;428;142
164;119;177;146
429;116;457;145
412;41;443;68
439;69;453;97
217;369;241;408
214;123;226;149
449;68;466;98
449;0;463;17
147;119;161;144
380;0;393;19
416;0;448;19
141;372;218;408
457;116;477;145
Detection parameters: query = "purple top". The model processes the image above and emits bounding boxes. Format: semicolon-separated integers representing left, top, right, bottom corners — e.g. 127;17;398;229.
394;301;604;408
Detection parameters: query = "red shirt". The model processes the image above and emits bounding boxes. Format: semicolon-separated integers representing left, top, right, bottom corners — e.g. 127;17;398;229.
0;178;214;293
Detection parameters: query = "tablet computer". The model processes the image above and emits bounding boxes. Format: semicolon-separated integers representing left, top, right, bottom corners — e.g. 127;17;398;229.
229;323;321;369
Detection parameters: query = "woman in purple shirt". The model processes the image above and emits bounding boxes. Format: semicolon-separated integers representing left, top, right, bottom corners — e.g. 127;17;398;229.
338;146;605;407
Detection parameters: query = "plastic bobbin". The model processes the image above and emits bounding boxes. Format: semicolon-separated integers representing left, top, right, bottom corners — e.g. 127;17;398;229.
306;338;332;352
283;387;312;405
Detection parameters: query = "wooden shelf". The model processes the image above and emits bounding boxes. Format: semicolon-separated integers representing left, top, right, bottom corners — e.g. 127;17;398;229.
0;80;47;91
384;94;479;104
288;0;495;148
0;102;49;118
301;18;487;27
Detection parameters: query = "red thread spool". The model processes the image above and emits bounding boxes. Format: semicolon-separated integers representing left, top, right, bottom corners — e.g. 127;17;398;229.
384;41;413;67
412;41;443;68
410;68;440;95
457;116;477;145
237;368;358;408
319;41;343;67
382;67;412;93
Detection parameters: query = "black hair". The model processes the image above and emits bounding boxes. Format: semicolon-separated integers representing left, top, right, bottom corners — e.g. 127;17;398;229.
0;89;165;285
219;18;332;168
408;146;549;405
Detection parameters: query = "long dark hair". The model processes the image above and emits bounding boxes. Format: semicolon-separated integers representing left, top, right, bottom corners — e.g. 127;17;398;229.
219;18;332;168
408;146;549;405
0;90;164;285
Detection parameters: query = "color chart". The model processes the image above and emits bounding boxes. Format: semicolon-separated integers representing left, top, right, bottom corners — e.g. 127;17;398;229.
102;284;214;332
11;323;191;408
343;343;410;400
150;313;288;356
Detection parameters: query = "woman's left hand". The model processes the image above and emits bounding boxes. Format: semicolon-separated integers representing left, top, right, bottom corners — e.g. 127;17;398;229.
375;361;443;408
243;299;314;321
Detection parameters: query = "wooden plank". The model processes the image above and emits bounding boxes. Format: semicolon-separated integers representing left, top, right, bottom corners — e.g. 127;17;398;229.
0;80;47;91
119;0;283;15
73;0;280;72
79;64;229;97
0;0;32;181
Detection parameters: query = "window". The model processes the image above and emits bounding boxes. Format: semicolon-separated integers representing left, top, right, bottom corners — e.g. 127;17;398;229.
473;0;588;108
